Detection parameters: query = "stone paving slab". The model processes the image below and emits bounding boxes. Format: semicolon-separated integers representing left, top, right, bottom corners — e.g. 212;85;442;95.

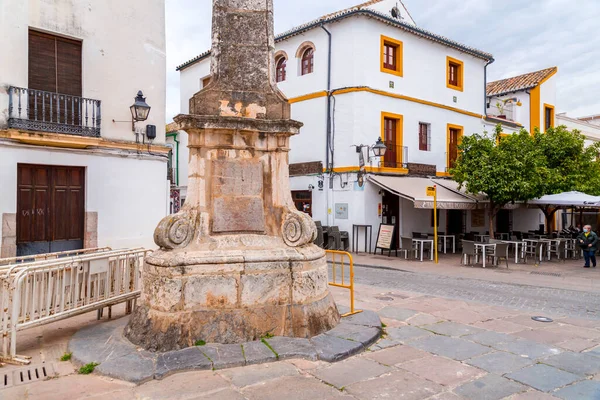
364;344;430;366
68;311;382;383
219;362;298;388
386;325;434;342
493;339;563;360
241;375;345;400
423;322;485;337
542;351;600;376
399;355;484;386
345;370;443;400
465;351;534;375
410;335;491;361
506;364;582;392
554;380;600;400
453;374;526;400
377;306;418;321
310;357;392;389
463;330;520;347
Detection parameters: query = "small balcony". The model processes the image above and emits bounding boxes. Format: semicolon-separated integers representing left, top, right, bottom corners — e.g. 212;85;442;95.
381;144;408;169
7;86;101;137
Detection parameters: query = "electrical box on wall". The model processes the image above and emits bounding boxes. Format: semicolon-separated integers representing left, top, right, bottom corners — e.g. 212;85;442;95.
146;125;157;140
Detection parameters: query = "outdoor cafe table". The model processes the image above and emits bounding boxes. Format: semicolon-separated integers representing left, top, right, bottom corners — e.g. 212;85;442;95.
412;238;434;261
475;234;490;243
501;240;526;264
497;233;510;240
474;243;496;268
428;234;456;254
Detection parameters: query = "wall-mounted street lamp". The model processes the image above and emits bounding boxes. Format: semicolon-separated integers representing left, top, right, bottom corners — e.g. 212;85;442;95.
354;137;387;167
113;90;155;143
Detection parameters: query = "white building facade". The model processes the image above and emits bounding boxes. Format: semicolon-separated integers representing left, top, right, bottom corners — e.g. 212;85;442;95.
0;0;169;257
176;0;538;248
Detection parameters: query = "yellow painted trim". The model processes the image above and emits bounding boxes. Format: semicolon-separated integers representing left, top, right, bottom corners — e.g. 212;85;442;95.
327;166;408;175
529;67;557;134
544;103;555;130
436;172;451;177
332;87;482;119
446;56;464;92
380;35;404;77
381;111;404;168
530;85;540;134
446;123;464;173
288;90;328;104
0;129;171;154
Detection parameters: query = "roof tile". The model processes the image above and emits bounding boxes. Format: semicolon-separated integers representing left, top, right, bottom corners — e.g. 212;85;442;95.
486;67;557;96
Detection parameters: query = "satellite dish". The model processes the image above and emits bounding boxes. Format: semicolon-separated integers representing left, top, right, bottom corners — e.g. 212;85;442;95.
391;6;399;18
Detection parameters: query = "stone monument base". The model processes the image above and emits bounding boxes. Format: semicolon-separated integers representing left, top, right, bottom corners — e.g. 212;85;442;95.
125;237;340;352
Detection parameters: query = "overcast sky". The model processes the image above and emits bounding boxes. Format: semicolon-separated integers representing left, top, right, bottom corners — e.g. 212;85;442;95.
165;0;600;121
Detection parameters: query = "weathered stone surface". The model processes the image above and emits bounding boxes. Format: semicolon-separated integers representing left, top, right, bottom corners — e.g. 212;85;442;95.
220;362;299;388
242;340;278;365
264;337;317;360
386;326;434;343
311;334;364;362
155;347;212;379
345;370;443;400
325;322;381;348
454;374;526;400
493;339;562;360
410;336;491;361
378;306;418;321
423;322;485;337
506;364;581;392
555;380;600;400
465;351;534;375
311;357;392;389
183;274;239;308
343;310;382;328
95;352;155;384
201;343;246;370
542;351;600;376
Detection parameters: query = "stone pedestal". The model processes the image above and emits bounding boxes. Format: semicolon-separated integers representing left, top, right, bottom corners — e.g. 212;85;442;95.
125;0;339;352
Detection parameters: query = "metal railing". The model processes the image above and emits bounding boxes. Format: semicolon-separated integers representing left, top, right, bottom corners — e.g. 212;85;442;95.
381;145;408;169
0;247;112;267
7;86;101;137
0;248;148;364
326;250;361;317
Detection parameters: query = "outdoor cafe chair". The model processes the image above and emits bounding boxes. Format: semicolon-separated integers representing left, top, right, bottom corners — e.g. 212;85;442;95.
489;242;510;268
525;241;544;265
400;237;416;260
461;240;478;266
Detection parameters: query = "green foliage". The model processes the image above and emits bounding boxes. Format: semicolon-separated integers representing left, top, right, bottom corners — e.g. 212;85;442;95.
60;352;72;362
261;332;274;339
451;124;600;235
78;362;99;374
194;340;206;346
533;126;600;196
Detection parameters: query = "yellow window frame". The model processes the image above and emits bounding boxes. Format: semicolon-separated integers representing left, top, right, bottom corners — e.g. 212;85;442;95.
544;103;555;130
446;56;464;92
380;35;403;77
381;112;405;170
446;123;464;172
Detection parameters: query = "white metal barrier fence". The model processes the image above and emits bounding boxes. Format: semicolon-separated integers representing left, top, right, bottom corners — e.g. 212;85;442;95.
0;247;112;267
0;248;149;364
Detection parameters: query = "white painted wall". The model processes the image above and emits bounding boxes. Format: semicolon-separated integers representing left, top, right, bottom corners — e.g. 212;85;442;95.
539;75;557;132
179;61;210;114
0;145;168;249
557;114;600;142
0;0;167;144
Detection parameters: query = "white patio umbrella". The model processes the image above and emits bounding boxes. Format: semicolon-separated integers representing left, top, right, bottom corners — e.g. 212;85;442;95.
528;191;600;207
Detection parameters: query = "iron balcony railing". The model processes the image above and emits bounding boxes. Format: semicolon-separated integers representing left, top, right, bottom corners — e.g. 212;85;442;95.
381;144;408;169
7;86;101;137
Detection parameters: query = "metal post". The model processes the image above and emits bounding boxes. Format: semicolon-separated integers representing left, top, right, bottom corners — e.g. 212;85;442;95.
434;185;438;264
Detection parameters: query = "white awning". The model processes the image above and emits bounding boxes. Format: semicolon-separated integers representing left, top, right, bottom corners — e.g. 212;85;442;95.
368;175;479;209
528;191;600;207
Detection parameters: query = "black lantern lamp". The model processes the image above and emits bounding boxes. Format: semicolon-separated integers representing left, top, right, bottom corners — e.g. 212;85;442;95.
372;137;387;158
130;90;151;123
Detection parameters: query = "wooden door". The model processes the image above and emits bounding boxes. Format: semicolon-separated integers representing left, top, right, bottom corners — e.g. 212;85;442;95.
17;164;85;256
383;117;397;168
447;210;465;234
448;128;460;169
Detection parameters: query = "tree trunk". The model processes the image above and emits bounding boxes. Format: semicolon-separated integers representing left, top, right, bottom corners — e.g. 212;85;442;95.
488;204;500;239
538;205;561;234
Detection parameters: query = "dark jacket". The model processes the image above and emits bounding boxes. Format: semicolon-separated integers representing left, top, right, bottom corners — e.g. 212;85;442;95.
577;231;599;252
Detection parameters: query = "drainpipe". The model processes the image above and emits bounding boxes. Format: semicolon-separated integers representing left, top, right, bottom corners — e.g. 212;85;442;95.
166;132;179;186
321;24;333;171
484;58;495;118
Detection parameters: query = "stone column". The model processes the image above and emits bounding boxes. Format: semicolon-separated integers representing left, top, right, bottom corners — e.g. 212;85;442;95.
125;0;339;352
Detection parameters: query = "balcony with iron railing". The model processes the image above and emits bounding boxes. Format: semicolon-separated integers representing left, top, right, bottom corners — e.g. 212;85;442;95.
487;99;515;122
7;86;101;137
380;143;408;169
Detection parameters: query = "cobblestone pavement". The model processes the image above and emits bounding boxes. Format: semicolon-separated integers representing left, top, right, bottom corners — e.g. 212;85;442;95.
3;282;600;399
352;264;600;319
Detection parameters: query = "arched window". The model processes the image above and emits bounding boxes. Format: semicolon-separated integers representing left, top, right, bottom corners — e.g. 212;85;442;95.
301;48;314;75
276;57;287;82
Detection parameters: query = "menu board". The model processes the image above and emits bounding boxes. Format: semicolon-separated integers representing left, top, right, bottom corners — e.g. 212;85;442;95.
375;224;395;250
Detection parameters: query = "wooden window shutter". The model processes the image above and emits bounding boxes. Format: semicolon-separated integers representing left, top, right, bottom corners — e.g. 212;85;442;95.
28;31;57;93
56;37;82;96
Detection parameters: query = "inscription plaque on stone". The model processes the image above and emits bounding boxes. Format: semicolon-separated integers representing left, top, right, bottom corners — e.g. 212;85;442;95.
212;160;265;232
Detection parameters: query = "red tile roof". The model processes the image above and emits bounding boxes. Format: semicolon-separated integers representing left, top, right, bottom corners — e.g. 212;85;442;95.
486;67;557;97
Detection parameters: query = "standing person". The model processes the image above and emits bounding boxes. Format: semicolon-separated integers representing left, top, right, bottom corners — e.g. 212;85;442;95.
577;225;598;268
